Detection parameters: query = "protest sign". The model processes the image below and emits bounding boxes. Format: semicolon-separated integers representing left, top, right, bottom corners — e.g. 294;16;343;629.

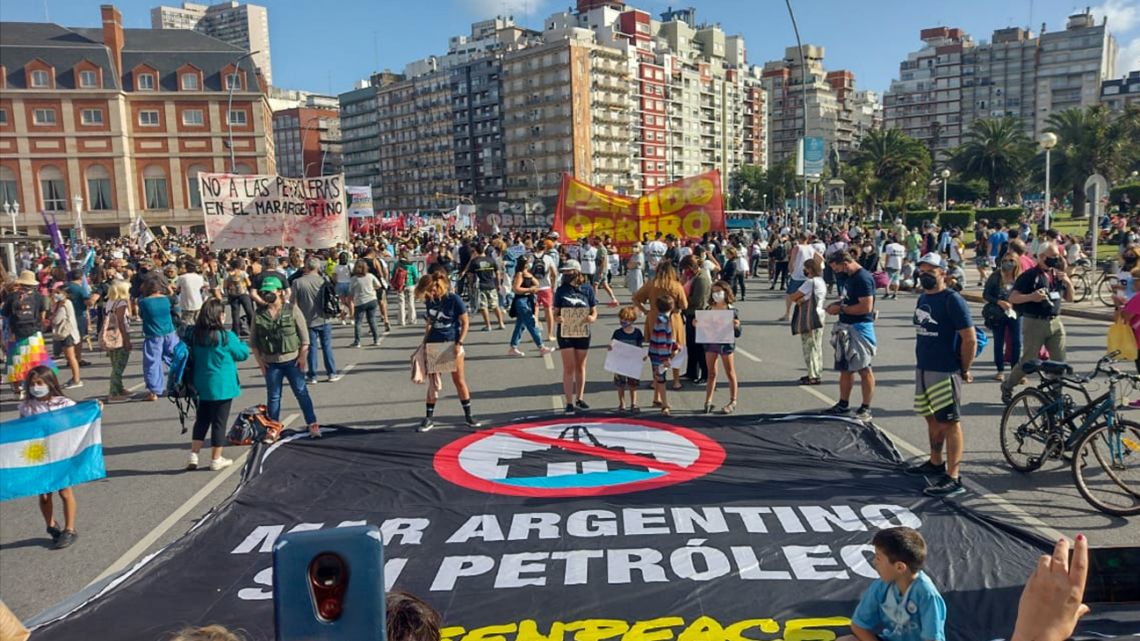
346;185;374;219
558;308;590;338
695;309;736;344
671;344;687;372
603;339;647;379
199;173;347;249
554;171;725;252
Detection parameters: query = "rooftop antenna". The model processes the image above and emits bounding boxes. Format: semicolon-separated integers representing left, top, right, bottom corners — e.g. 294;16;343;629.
1028;0;1034;31
43;0;50;22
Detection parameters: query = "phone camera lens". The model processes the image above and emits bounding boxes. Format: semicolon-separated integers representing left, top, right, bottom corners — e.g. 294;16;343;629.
317;597;342;620
311;553;345;588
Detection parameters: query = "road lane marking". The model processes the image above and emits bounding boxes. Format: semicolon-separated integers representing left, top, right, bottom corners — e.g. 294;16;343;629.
543;350;554;370
341;363;356;375
551;395;563;411
735;347;762;363
795;385;1063;540
128;382;145;392
89;413;300;586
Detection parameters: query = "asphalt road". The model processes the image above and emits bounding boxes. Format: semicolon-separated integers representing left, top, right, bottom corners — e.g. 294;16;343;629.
2;277;1137;621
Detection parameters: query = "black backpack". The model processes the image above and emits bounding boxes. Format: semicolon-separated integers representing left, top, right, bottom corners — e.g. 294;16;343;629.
10;289;39;335
320;277;340;317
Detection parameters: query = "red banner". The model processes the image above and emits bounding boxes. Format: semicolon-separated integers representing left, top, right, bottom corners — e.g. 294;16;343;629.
554;170;725;251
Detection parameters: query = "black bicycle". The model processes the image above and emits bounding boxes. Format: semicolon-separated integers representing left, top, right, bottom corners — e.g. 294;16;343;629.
999;352;1140;516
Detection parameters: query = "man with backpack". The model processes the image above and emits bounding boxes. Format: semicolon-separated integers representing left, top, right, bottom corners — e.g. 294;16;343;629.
905;252;976;498
291;257;342;385
3;271;52;397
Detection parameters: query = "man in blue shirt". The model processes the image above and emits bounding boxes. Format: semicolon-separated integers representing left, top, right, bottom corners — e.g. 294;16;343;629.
988;223;1009;268
905;253;976;498
840;527;947;641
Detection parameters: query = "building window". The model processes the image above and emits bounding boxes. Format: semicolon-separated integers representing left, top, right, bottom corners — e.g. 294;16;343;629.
180;73;199;90
137;73;155;91
143;166;169;209
0;167;18;206
78;70;98;88
30;69;50;87
187;165;206;208
85;165;112;210
0;108;7;125
227;110;247;125
182;109;204;126
225;73;241;90
39;166;67;212
139;110;160;126
33;108;56;125
81;109;103;125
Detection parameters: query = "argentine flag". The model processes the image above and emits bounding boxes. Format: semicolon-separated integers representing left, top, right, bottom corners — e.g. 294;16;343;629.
0;400;105;501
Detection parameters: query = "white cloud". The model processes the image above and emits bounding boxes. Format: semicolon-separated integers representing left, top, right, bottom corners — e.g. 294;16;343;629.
463;0;549;19
1091;0;1140;34
1117;36;1140;73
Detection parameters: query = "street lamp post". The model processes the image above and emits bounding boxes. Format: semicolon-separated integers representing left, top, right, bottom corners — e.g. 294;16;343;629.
941;169;950;212
226;50;260;173
1039;132;1058;229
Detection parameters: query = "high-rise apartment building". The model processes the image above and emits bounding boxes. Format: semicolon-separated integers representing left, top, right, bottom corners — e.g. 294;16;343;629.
272;106;341;178
0;5;274;236
763;45;874;167
960;27;1037;137
1034;10;1117;136
151;2;272;85
886;10;1119;150
342;1;771;209
883;27;973;158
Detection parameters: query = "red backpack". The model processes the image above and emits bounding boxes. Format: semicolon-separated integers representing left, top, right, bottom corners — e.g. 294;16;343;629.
392;264;408;292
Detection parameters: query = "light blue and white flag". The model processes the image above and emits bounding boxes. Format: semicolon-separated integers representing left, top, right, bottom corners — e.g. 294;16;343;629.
0;400;105;501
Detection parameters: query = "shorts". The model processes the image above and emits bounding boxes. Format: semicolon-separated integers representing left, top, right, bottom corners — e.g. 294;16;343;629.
914;369;963;422
55;336;77;349
613;374;640;389
974;254;988;268
536;288;553;309
986;256;997;268
477;290;499;311
650;361;669;383
886;267;900;284
591;271;607;286
557;336;590;351
786;278;804;295
336;282;350;296
704;343;735;355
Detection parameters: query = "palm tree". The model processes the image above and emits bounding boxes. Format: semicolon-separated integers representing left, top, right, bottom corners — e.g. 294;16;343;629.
950;117;1034;206
1046;105;1140;216
851;129;931;208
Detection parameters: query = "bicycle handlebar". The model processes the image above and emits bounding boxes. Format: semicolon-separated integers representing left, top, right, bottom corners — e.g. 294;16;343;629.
1067;351;1140;386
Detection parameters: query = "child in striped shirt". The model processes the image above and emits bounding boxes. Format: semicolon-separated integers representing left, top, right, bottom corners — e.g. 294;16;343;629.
648;294;679;415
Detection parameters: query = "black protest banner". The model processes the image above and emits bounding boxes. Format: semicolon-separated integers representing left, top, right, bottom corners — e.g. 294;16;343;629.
27;416;1137;640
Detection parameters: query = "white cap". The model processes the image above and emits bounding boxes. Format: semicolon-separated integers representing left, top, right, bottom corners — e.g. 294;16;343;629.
917;252;946;269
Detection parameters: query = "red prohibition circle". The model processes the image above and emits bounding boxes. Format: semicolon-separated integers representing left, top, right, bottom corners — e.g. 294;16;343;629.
433;416;726;497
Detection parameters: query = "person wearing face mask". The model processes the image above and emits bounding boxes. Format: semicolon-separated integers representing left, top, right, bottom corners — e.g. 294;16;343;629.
3;271;52;398
1000;243;1074;403
414;271;481;431
1112;246;1139;307
982;254;1022;382
696;281;741;414
905;253;976;498
18;366;85;549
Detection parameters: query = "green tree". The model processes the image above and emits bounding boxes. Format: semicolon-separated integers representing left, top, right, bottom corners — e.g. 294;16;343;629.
850;129;931;209
1046;104;1140;217
950;117;1034;206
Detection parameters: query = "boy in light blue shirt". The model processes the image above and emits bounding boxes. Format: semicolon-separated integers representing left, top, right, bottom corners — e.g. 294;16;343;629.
838;526;946;641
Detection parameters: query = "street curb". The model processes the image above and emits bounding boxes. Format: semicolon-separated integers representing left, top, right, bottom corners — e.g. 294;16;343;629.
960;292;1113;323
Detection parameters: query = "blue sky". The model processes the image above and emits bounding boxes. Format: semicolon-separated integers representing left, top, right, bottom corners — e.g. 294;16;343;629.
7;0;1139;96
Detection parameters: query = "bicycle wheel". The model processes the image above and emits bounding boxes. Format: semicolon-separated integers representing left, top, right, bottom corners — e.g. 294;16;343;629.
1071;419;1140;516
1072;272;1090;303
1096;275;1118;307
1000;388;1059;472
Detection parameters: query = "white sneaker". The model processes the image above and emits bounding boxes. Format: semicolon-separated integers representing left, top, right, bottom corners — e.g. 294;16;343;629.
186;452;199;471
508;347;525;357
210;456;233;471
64;379;84;389
539;345;555;356
327;373;343;382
